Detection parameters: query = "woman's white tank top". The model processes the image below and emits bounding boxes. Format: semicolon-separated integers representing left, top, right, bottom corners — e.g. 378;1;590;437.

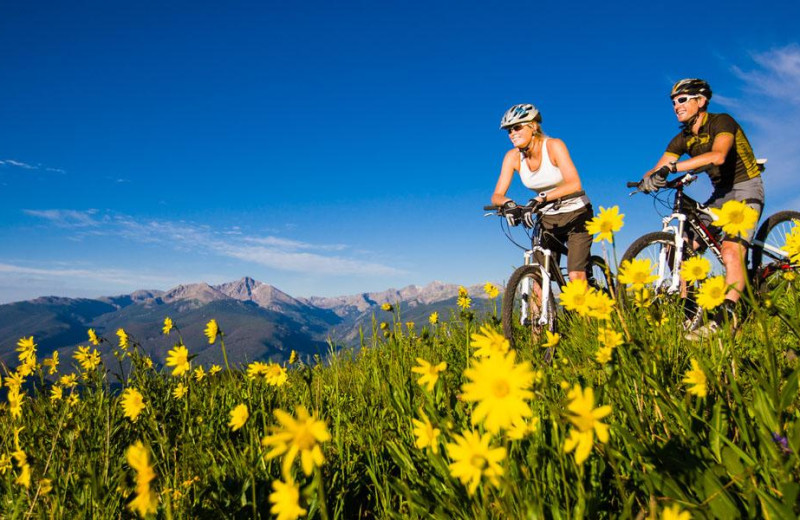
518;138;589;215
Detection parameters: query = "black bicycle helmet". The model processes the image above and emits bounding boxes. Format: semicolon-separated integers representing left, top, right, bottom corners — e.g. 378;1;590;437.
500;104;541;129
670;78;712;100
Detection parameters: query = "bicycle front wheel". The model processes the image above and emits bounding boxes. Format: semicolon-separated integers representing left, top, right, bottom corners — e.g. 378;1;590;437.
621;232;680;293
501;265;557;350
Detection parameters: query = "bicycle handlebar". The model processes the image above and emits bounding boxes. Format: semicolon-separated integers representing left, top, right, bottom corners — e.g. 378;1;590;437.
627;173;698;193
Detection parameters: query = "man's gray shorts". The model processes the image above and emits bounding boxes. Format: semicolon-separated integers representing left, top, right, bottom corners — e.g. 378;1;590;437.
700;176;765;244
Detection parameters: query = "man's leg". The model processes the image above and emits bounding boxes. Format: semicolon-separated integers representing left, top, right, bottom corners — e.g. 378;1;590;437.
721;240;748;302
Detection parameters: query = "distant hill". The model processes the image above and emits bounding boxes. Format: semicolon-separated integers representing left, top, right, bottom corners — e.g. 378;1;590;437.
0;277;493;370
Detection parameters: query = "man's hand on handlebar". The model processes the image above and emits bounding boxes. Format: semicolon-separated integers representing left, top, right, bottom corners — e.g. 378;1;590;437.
640;165;670;193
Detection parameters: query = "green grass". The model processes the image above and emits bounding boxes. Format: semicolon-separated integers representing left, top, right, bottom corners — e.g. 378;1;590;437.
1;274;800;519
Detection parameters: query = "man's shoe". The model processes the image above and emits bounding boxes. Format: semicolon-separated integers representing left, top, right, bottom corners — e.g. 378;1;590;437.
685;319;721;341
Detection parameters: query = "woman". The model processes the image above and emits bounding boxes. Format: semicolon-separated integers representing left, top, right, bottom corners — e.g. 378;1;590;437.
491;103;592;281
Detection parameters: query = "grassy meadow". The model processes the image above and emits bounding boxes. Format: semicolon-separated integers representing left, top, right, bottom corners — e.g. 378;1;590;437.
2;209;800;519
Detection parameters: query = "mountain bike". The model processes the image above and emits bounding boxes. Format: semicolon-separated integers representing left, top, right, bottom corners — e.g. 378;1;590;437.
484;202;614;350
621;172;799;305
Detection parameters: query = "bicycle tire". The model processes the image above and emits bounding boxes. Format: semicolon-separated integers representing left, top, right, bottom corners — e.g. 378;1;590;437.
621;231;724;291
501;264;557;350
751;210;800;271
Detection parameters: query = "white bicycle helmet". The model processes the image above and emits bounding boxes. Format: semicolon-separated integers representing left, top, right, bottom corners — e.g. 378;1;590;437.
500;104;540;129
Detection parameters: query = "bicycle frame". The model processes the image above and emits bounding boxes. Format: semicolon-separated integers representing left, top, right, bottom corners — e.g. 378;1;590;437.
650;175;724;294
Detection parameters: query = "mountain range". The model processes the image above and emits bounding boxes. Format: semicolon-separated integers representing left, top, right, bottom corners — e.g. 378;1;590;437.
0;277;493;370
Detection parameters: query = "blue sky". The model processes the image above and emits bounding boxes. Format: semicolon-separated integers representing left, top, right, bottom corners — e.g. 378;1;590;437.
1;0;799;303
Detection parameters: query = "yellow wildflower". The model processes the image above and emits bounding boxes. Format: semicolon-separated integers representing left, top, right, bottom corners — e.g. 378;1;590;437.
116;328;129;349
696;276;728;311
67;393;79;407
162;317;174;335
0;455;11;475
121;388;146;422
461;351;534;433
8;388;24;419
411;358;447;392
506;416;540;440
683;359;707;398
269;478;307;520
88;328;100;346
43;350;59;375
781;221;800;263
662;503;692;520
16;336;36;363
380;302;393;311
484;282;500;299
618;258;658;289
598;327;623;349
542;330;560;348
262;406;331;478
446;430;506;496
229;404;249;431
288;350;298;364
457;293;472;310
204;319;219;344
470;324;510;358
711;199;758;239
563;384;612;465
411;410;441;454
208;365;222;376
58;373;78;388
595;346;614;364
172;383;187;400
428;312;439;325
126;441;158;517
559;279;593;314
13;450;30;488
633;287;653;308
165;344;191;376
193;365;206;382
586;290;615;320
585;205;625;243
50;386;63;402
680;255;711;283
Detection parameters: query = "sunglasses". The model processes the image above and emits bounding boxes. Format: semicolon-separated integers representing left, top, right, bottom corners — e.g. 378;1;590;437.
672;95;701;106
507;124;530;134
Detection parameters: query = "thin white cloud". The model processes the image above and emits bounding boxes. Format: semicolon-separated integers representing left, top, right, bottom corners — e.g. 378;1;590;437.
244;236;348;252
716;44;800;207
23;209;102;227
23;209;405;277
0;262;176;287
0;159;65;174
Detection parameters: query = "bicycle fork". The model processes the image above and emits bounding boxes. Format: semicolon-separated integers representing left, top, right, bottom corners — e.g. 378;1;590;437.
521;249;553;327
659;214;686;294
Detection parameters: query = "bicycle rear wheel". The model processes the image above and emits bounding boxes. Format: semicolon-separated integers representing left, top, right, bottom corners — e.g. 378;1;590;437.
751;210;800;289
588;255;615;294
501;264;557;350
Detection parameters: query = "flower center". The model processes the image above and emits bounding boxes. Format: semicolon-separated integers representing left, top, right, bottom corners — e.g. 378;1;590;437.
296;426;317;450
493;379;510;398
470;454;487;469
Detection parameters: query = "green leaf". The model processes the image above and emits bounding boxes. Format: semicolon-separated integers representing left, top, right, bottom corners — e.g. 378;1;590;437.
710;400;725;463
702;468;739;519
752;389;779;432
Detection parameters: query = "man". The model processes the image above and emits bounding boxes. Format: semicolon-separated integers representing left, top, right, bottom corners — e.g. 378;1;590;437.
641;78;764;338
